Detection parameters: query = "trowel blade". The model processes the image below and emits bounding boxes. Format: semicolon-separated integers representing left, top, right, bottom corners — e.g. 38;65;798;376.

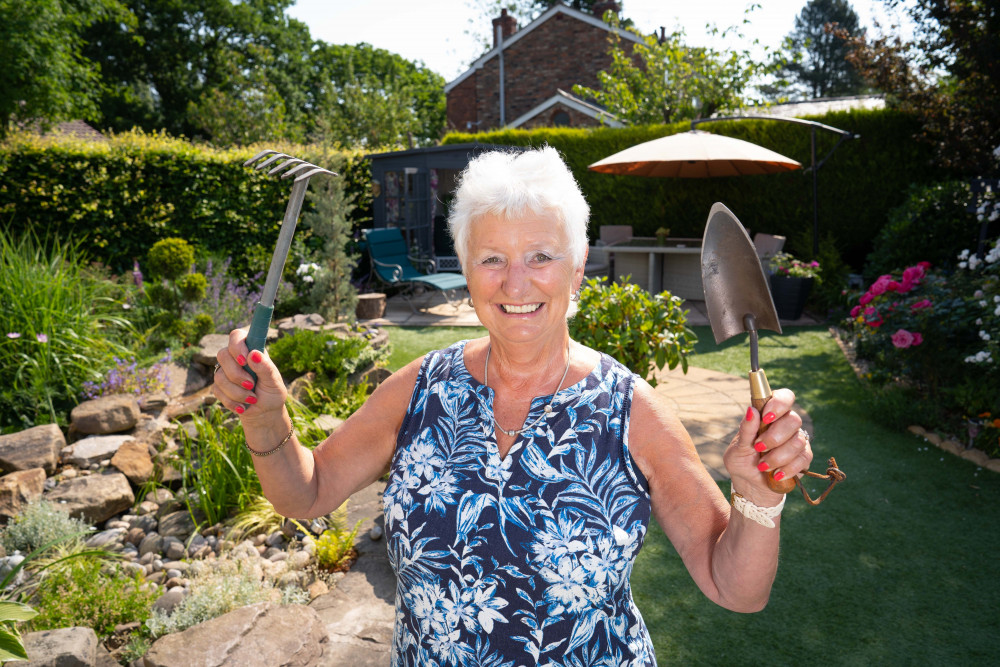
700;202;782;344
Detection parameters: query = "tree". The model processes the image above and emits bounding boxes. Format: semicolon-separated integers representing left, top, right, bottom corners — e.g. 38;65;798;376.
0;0;131;138
839;0;1000;173
781;0;867;99
573;15;781;125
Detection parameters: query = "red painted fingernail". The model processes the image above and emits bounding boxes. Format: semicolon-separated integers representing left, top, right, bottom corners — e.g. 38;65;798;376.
757;461;769;472
754;442;766;453
763;412;777;424
245;396;257;405
746;407;754;421
241;380;254;390
236;354;247;366
234;405;245;415
773;470;786;482
249;350;262;363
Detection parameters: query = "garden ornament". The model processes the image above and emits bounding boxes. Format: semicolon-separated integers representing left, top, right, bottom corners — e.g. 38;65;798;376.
242;150;336;387
701;202;845;505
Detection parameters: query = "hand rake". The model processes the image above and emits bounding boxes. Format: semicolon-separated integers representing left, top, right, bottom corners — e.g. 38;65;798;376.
242;150;335;387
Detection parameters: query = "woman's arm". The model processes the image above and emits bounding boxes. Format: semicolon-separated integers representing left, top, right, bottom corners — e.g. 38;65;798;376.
212;328;423;519
628;380;811;612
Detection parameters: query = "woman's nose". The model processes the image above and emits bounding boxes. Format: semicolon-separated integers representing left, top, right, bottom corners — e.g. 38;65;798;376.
502;261;530;297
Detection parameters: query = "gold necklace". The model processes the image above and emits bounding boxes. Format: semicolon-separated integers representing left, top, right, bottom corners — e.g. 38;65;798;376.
485;342;571;437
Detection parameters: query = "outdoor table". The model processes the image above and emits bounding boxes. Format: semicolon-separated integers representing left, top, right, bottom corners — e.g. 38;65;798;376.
595;237;704;299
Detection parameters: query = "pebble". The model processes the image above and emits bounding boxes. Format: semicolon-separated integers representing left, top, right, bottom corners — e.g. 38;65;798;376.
164;577;186;589
252;534;267;547
165;568;182;580
43;478;58;490
61;468;78;480
287;550;311;570
137;501;159;516
152;558;164;572
264;532;285;548
164;538;186;561
187;534;207;557
139;552;156;566
125;528;146;546
264;548;285;561
369;525;383;541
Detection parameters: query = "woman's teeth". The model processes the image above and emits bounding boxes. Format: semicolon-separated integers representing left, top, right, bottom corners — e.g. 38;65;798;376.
500;303;541;314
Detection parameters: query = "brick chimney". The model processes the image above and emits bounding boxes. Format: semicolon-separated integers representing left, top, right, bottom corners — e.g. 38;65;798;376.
492;9;517;48
592;1;620;19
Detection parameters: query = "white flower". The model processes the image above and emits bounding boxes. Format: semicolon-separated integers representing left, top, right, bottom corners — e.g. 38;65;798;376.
980;331;992;341
959;261;968;269
958;249;970;260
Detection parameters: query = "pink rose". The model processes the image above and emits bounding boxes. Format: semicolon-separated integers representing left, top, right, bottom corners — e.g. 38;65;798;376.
918;261;931;271
864;307;883;328
912;332;924;346
902;265;925;285
870;275;893;296
887;281;901;292
910;299;932;311
859;292;874;305
850;305;862;318
897;280;914;294
891;329;915;348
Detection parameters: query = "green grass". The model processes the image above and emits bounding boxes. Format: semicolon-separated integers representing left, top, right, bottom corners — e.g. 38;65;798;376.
383;324;1000;665
382;325;486;371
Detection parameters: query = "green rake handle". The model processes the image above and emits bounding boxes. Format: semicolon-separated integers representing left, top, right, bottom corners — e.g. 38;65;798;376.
244;303;274;386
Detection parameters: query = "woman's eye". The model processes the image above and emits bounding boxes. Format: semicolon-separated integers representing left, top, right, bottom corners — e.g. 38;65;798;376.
532;253;552;263
481;256;503;265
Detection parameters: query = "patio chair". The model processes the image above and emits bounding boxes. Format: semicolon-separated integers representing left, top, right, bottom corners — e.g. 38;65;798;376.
362;228;468;312
752;233;786;262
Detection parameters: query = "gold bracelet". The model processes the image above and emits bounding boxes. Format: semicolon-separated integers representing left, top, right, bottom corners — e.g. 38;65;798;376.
244;426;294;457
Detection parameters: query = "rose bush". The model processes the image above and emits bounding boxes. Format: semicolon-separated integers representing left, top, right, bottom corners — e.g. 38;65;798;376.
844;236;1000;456
768;252;822;280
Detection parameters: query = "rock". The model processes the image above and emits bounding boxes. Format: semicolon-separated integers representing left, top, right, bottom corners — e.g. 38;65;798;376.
22;626;97;666
186;534;207;557
143;602;328;667
139;532;163;557
151;587;187;616
163;537;186;561
111;440;154;485
157;510;196;539
369;524;383;541
44;472;135;524
307;579;329;600
95;642;120;667
194;334;230;367
162;361;211;398
313;414;343;433
85;528;126;551
287;550;311;570
137;500;159;516
0;468;47;520
140;392;170;414
146;488;174;505
264;532;285;548
275;313;326;337
62;434;134;468
286;372;317;403
70;395;140;435
125;527;147;545
0;424;64;475
0;552;26;587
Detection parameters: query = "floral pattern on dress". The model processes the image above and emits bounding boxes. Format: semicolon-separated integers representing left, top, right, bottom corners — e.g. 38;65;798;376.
385;341;656;667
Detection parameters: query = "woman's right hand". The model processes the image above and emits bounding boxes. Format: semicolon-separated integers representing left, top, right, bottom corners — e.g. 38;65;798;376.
212;328;288;428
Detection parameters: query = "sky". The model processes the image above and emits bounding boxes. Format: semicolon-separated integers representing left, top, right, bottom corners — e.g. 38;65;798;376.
287;0;913;82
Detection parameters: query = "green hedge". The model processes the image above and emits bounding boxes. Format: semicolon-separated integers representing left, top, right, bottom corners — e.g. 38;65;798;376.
0;132;373;278
444;109;951;269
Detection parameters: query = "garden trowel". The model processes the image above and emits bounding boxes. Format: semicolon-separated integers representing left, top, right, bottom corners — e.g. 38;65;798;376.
242;150;335;387
701;202;844;504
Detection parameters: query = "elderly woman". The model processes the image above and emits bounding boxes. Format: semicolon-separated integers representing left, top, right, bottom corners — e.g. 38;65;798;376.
213;146;812;666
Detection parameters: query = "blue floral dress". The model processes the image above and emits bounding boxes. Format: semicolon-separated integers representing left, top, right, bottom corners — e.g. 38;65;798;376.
383;341;656;667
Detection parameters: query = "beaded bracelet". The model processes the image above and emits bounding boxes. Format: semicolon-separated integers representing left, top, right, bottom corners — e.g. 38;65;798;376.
730;487;785;528
244;426;294;457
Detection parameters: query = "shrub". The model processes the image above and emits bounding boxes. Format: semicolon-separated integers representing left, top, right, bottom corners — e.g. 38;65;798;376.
145;560;307;638
844;237;1000;456
184;256;262;333
1;501;92;555
313;503;362;572
864;181;982;280
569;277;697;386
25;557;158;639
0;228;135;432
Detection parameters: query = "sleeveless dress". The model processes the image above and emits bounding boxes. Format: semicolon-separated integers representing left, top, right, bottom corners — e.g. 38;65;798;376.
383;341;656;667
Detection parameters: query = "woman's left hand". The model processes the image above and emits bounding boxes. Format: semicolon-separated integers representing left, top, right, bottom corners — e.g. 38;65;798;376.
724;388;813;506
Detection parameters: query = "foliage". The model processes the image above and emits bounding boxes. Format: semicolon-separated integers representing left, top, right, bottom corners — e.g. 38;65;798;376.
779;0;867;99
0;600;38;663
183;256;262;334
313;515;363;572
0;228;134;432
172;406;263;529
24;557;157;639
298;154;359;322
269;329;387;381
0;132;373;278
769;252;822;280
864;180;985;280
0;501;92;556
843;239;1000;456
0;0;132;139
572;11;784;124
444;108;944;270
80;352;171;405
137;237;214;348
224;495;287;543
839;0;1000;174
145;559;306;639
569;277;697;386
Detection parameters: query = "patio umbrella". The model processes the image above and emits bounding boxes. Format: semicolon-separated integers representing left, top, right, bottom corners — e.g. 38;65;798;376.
588;130;801;178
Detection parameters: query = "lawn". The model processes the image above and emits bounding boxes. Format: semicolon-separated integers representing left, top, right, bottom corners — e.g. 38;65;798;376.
384;324;1000;666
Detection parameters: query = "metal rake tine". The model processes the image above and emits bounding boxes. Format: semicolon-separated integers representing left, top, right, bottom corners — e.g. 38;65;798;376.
279;162;317;179
254;153;293;171
244;149;278;167
293;166;338;182
267;158;305;176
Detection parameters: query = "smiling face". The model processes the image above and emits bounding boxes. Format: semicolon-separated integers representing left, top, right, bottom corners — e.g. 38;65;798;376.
466;211;585;347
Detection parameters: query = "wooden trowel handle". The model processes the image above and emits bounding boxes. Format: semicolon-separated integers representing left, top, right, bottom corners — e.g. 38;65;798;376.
750;369;798;494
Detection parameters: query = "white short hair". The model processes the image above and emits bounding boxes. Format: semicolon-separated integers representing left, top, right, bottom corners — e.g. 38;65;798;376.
448;146;590;272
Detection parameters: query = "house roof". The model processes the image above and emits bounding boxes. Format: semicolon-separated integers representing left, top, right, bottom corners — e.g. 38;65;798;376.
752;94;886;118
507;89;624;129
444;3;645;94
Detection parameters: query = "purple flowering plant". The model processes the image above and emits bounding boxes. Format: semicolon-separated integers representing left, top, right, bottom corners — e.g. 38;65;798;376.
82;352;172;405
